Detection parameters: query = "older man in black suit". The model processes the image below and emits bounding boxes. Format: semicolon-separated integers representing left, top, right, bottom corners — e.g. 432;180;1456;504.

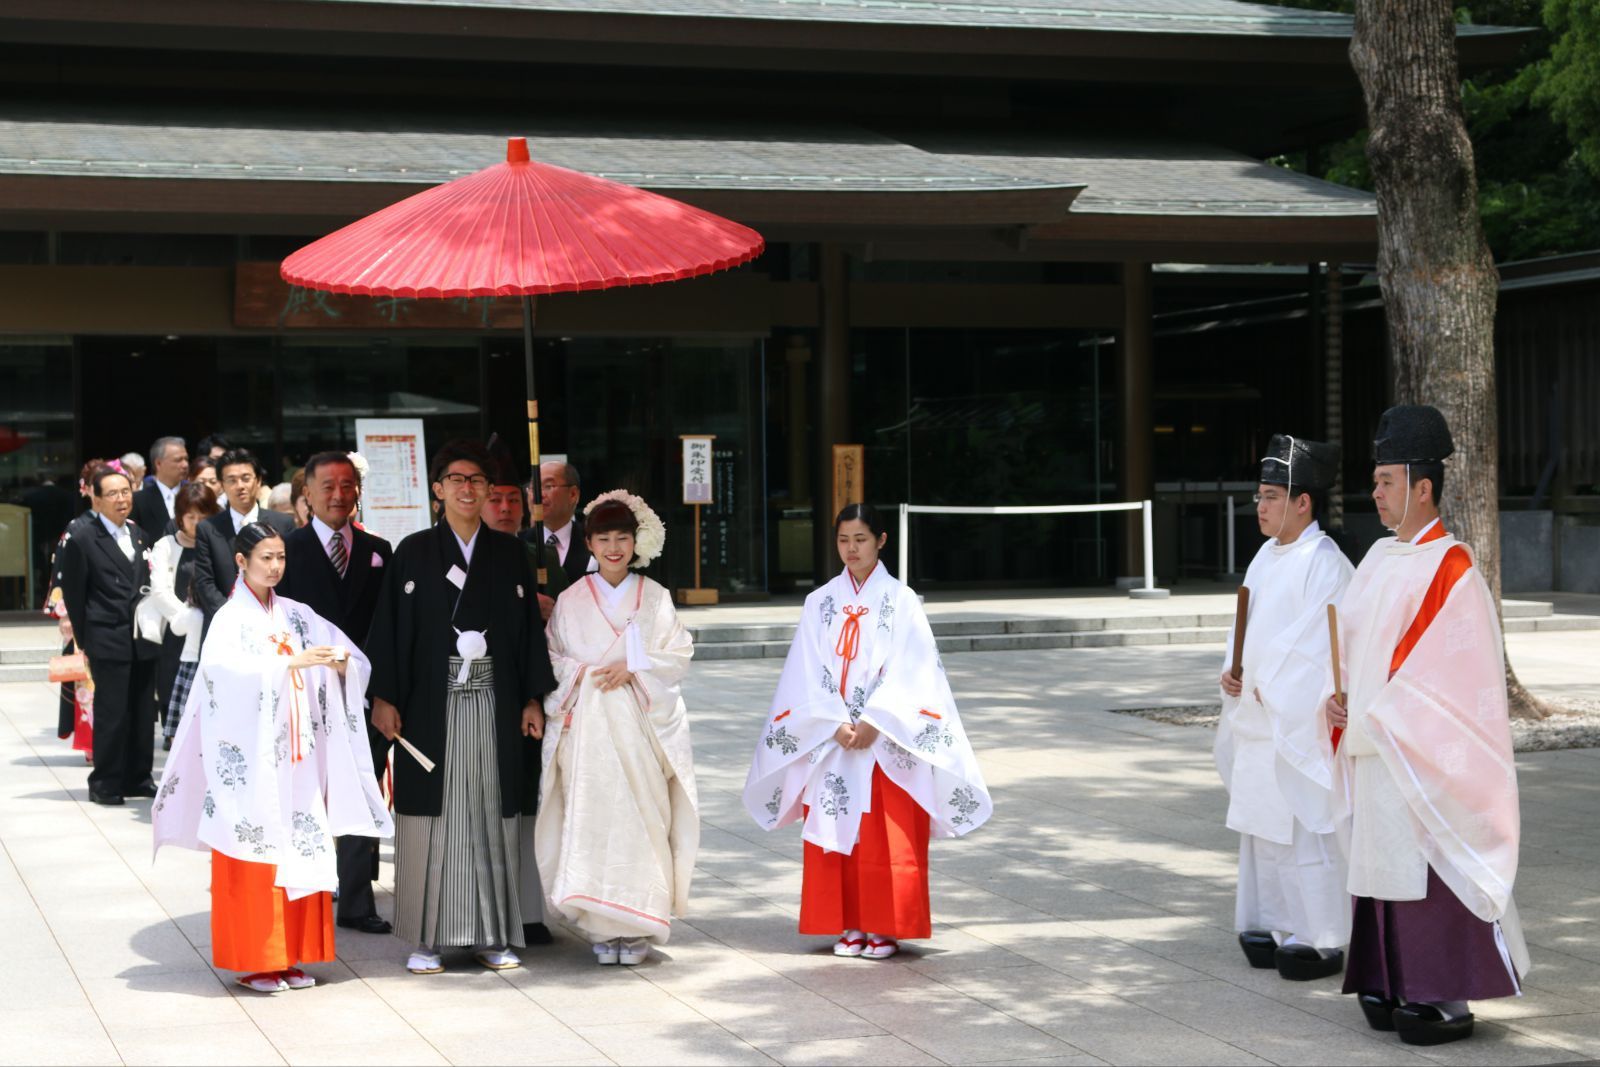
130;435;187;537
527;460;592;582
275;450;396;934
191;448;294;633
56;466;160;805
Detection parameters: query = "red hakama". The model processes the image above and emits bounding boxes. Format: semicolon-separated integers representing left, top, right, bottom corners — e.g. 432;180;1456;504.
800;767;932;939
210;851;336;973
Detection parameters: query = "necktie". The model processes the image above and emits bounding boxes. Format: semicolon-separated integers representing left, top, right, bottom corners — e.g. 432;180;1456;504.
546;532;561;563
328;530;348;577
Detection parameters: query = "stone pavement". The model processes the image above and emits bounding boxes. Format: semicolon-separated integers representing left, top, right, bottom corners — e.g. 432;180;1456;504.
2;630;1599;1066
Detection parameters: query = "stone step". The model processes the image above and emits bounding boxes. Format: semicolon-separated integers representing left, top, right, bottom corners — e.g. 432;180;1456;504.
1503;599;1556;619
693;626;1232;661
0;664;52;685
0;646;54;665
1504;613;1600;634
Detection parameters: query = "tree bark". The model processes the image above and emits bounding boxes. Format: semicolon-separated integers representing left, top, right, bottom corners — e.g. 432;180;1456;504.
1351;0;1548;719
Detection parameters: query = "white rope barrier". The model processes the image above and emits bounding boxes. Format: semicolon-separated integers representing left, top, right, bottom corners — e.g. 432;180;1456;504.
896;500;1166;598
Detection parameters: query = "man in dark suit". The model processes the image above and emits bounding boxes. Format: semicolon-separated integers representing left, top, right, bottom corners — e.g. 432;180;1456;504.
274;450;395;935
130;435;187;538
527;460;592;583
56;466;160;805
192;447;294;633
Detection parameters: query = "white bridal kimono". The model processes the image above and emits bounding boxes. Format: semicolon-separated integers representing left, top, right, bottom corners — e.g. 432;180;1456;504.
1214;522;1353;948
152;585;393;897
744;564;992;853
536;573;699;945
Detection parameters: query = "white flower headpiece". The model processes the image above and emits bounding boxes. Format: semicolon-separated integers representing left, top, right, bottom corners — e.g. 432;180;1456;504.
583;489;666;568
347;451;371;484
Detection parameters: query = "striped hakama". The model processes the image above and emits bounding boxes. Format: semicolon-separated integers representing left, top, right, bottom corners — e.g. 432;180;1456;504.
394;656;524;950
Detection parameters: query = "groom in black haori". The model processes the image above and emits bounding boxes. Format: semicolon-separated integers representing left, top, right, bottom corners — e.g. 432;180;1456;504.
367;439;556;975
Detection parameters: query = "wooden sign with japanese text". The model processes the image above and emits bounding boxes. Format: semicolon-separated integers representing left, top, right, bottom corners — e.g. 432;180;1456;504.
681;435;715;505
832;444;864;522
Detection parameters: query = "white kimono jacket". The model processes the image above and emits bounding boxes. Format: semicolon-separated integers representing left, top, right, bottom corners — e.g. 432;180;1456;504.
1333;531;1530;972
536;573;698;944
744;564;992;854
1215;522;1353;843
152;585;393;899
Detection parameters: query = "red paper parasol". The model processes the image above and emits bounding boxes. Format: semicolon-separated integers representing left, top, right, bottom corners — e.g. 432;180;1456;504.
281;137;764;554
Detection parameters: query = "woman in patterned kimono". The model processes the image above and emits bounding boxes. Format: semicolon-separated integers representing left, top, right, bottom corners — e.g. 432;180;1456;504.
745;503;992;960
153;522;393;993
535;491;698;967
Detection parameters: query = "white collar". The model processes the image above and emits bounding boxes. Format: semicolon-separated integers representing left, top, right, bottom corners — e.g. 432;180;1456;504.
593;571;638;607
453;524;479;564
230;504;259;530
1271;519;1321;554
156;479;181;502
843;561;882;597
98;512;128;538
1409;517;1441;544
312;515;350;548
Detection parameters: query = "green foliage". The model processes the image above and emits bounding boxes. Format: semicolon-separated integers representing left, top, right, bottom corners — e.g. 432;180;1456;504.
1245;0;1600;260
1537;0;1600;177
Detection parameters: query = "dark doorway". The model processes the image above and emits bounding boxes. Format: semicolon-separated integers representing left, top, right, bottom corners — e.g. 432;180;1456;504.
77;336;221;467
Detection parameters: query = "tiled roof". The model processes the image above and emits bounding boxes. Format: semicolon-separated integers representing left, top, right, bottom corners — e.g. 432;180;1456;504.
916;135;1375;217
315;0;1513;38
0;108;1373;219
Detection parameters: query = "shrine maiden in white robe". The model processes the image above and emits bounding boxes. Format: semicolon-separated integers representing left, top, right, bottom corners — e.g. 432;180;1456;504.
744;563;991;853
152;585;393;897
1215;521;1353;948
1332;530;1530;975
536;573;698;945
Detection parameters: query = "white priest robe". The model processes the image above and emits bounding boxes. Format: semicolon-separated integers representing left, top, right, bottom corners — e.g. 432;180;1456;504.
744;563;992;854
1215;522;1353;949
1333;528;1530;978
153;585;393;898
536;573;699;945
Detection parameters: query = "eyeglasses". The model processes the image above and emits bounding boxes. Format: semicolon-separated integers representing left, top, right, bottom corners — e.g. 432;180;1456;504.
222;474;257;487
99;488;133;499
440;474;490;490
1252;493;1285;505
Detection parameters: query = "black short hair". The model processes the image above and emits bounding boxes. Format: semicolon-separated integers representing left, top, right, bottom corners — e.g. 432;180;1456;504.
585;498;639;538
232;520;284;559
304;450;359;486
834;502;888;540
429;439;492;486
216;448;263;481
197;434;231;454
1409;462;1446;506
90;465;130;496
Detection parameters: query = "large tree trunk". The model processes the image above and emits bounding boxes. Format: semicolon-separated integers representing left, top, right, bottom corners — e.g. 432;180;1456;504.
1350;0;1548;719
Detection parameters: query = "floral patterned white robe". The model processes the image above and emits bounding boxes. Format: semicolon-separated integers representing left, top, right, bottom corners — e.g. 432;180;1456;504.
744;563;992;854
152;585;393;898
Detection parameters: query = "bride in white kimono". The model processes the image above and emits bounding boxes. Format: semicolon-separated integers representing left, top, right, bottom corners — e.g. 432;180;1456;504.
535;491;697;967
744;503;991;961
153;521;393;993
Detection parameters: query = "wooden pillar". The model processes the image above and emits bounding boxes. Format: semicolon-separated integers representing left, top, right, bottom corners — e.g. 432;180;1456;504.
815;243;850;581
1119;261;1154;578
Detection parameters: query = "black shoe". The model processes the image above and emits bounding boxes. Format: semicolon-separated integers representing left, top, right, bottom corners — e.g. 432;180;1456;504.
337;914;393;935
126;782;159;799
1238;930;1277;969
523;922;553;946
89;791;125;806
1393;1004;1474;1046
163;737;173;751
1358;992;1398;1032
1275;944;1344;981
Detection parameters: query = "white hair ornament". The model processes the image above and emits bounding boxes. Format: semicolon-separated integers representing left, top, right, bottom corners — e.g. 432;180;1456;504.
583;489;666;568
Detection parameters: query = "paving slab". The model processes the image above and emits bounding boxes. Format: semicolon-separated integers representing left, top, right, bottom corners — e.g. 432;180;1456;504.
1;629;1598;1065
